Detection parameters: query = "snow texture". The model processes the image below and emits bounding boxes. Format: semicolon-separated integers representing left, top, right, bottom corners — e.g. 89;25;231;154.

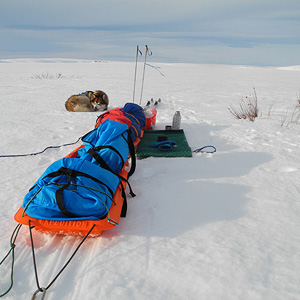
0;59;300;299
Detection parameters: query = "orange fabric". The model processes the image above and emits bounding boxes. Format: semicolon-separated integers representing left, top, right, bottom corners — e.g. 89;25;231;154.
95;108;131;128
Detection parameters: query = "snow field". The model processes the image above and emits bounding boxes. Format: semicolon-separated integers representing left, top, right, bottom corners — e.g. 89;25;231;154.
0;59;300;299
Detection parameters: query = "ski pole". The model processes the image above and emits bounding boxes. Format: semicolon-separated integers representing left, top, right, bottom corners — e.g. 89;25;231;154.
139;45;152;105
133;45;142;103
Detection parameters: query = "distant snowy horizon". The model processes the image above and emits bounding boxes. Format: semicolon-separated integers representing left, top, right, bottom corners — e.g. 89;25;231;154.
1;58;300;70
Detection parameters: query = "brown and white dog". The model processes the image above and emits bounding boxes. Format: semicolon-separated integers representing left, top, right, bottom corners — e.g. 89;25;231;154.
65;90;109;112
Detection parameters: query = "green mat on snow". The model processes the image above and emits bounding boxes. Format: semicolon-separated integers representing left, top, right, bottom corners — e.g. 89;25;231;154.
137;129;193;158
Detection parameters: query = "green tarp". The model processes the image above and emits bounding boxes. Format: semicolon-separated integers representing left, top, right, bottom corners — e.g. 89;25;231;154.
137;129;193;159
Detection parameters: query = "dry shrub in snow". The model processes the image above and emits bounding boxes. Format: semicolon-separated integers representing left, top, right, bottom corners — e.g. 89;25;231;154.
229;87;259;122
280;97;300;127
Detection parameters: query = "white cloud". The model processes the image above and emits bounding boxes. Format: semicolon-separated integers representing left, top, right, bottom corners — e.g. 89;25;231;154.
0;0;300;65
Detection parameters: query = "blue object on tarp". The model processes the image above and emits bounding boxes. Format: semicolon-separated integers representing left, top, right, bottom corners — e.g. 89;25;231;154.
149;140;176;151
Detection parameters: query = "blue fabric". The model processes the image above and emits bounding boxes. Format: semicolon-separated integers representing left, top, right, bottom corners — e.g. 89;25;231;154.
121;103;146;140
22;158;120;221
122;103;146;128
21;106;142;222
78;120;129;173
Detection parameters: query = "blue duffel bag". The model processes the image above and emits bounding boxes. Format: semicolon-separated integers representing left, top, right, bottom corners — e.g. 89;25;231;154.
78;119;130;174
22;157;120;221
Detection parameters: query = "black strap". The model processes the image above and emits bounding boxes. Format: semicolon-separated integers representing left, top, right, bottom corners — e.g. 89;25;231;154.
87;149;136;198
43;167;115;218
43;167;114;198
93;145;125;167
125;129;136;178
87;148;111;172
82;127;136;177
95;112;110;126
55;170;75;217
86;149;131;218
120;182;127;218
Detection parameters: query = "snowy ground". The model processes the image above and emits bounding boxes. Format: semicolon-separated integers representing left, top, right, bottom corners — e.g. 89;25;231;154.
0;59;300;300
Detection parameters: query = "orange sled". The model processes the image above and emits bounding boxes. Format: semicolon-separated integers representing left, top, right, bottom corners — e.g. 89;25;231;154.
14;138;141;237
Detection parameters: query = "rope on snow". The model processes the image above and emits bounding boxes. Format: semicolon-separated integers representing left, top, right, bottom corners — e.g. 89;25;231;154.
0;136;82;158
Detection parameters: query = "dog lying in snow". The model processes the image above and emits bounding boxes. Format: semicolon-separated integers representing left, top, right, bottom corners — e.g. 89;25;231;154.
65;90;109;112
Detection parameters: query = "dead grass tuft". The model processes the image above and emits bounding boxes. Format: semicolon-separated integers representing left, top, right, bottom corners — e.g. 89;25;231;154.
229;88;259;122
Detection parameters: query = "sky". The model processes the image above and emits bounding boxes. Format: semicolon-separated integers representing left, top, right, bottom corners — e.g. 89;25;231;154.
0;0;300;66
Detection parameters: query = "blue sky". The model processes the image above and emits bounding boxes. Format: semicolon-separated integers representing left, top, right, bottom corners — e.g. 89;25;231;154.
1;0;300;66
